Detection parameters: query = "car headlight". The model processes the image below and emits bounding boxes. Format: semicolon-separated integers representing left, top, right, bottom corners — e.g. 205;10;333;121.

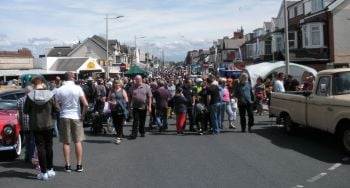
3;126;14;136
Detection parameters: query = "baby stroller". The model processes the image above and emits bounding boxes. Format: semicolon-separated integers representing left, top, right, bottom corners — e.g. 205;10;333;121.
194;102;207;135
90;98;111;134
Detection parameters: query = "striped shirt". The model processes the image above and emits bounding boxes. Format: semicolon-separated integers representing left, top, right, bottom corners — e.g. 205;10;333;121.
17;96;30;131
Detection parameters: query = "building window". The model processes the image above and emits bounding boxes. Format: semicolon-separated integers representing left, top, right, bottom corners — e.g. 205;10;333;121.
312;0;324;12
298;4;303;15
265;40;272;55
311;26;321;46
276;37;283;51
289;8;295;18
302;23;324;48
246;44;253;58
303;26;308;46
87;46;92;55
288;32;297;49
294;7;298;17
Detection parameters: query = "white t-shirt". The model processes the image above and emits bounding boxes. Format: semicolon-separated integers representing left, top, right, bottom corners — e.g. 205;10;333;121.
56;81;85;119
274;80;286;92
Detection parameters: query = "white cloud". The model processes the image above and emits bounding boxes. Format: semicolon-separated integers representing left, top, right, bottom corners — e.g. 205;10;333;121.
0;0;283;61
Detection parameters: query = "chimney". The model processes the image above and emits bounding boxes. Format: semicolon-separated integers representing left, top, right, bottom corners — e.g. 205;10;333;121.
233;27;244;39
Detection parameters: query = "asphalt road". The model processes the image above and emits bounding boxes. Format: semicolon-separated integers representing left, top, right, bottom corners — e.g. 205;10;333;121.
0;112;349;188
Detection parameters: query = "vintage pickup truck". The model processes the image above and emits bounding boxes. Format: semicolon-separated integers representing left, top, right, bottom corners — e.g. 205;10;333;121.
270;68;350;154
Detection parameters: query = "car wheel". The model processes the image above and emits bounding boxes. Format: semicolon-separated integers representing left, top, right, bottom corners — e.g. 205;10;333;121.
283;114;297;135
341;127;350;155
11;133;22;159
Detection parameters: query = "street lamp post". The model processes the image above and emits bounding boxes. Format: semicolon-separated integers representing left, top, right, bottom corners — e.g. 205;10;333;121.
105;14;124;64
283;0;290;75
133;35;146;64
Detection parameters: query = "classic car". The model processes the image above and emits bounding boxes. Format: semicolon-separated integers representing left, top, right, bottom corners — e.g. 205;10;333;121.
270;68;350;155
0;99;22;159
0;89;25;100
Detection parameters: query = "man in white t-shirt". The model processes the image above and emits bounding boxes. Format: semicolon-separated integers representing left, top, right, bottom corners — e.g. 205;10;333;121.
274;72;286;92
56;72;88;173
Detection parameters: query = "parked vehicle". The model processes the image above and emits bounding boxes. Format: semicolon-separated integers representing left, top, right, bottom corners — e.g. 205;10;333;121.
270;68;350;154
0;100;22;159
0;89;25;100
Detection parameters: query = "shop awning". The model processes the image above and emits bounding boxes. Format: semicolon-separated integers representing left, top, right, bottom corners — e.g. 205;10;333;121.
49;58;104;73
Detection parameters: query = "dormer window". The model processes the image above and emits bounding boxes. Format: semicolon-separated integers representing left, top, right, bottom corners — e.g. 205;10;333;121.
312;0;324;12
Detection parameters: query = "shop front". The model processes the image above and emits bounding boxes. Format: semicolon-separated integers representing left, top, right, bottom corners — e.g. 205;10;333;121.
49;57;105;80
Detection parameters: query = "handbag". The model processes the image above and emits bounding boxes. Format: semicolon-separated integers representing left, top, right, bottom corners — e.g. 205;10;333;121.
255;91;264;100
117;100;129;118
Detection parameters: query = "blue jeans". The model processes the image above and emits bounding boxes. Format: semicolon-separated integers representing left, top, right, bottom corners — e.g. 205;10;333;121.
156;109;168;129
231;100;237;121
220;102;235;128
209;103;221;134
23;130;35;162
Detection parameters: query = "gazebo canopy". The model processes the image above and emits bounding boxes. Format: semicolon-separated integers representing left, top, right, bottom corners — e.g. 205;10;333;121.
124;65;148;78
243;61;317;86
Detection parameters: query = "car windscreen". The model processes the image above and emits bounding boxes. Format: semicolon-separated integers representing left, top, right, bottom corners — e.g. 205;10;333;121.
333;72;350;95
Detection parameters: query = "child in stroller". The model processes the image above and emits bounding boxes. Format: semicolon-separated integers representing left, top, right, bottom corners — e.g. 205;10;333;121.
194;102;207;135
91;95;110;134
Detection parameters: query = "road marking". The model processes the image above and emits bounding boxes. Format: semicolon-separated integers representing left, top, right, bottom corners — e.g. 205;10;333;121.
292;185;304;188
306;172;327;183
328;163;342;171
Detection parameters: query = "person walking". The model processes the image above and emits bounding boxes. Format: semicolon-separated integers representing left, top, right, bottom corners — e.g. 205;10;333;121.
206;77;221;134
128;75;152;139
55;72;88;173
166;80;176;119
274;72;286;92
49;81;60;138
17;86;35;163
108;79;128;144
154;80;171;132
234;73;255;133
24;76;60;180
182;78;196;131
171;87;187;135
253;77;266;116
219;78;236;129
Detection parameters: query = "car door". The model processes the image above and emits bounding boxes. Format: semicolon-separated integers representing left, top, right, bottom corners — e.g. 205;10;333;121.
306;76;333;131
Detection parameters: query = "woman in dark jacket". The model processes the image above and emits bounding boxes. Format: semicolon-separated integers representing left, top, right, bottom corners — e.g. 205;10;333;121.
24;76;60;180
171;87;187;135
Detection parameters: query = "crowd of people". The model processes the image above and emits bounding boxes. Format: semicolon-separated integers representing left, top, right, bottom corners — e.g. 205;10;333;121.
16;69;315;181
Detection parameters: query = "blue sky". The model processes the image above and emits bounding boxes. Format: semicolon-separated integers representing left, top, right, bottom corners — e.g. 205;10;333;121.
0;0;284;61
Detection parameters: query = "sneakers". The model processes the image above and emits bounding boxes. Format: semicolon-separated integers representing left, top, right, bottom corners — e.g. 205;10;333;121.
64;165;72;173
65;164;83;172
47;169;56;178
229;122;237;129
198;129;203;135
37;172;49;181
76;165;83;172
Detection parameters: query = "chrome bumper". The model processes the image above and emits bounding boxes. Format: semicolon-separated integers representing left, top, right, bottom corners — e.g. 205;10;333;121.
0;144;17;151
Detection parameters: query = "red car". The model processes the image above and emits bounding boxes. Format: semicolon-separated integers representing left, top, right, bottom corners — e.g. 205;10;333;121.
0;100;22;159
